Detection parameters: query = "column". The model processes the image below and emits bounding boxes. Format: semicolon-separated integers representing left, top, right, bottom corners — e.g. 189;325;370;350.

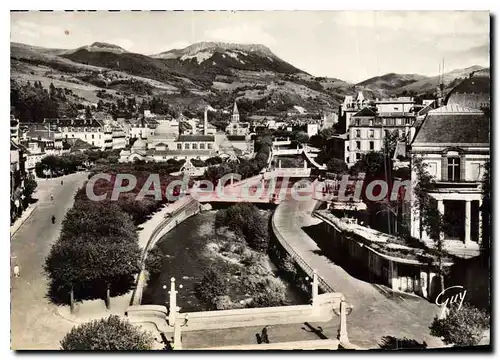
168;277;177;326
173;314;182;350
338;300;349;344
312;270;318;306
478;199;483;245
278;159;281;169
465;200;471;246
437;200;444;241
303;160;307;169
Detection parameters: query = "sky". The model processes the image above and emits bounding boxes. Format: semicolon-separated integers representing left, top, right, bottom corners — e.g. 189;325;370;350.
10;11;490;82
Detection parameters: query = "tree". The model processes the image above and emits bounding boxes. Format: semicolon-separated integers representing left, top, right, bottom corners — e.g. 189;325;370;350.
45;201;141;310
412;156;446;293
60;315;154;350
23;178;37;201
145;245;165;275
480;160;491;259
326;158;348;174
195;266;229;309
430;303;489;347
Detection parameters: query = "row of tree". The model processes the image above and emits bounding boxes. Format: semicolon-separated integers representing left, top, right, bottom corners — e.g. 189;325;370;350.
44;200;142;312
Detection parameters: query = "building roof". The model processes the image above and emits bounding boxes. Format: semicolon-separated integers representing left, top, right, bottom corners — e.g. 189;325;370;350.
25;128;60;141
444;74;490;108
412;111;490;145
233;101;239;115
178;135;215;142
65;138;95;150
44;118;104;128
427;104;484;114
132;138;147;150
355;91;365;102
353;107;376;117
146;149;213;157
376;97;415;104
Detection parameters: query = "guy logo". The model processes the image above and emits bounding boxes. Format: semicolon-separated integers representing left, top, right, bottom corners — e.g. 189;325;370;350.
435;285;467;319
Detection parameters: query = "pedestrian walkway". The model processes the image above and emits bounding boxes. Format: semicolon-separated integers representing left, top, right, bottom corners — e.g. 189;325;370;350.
182;320;340;349
272;198;444;349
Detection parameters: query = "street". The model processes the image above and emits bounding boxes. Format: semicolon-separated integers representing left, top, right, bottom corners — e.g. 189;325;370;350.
10;172;89;350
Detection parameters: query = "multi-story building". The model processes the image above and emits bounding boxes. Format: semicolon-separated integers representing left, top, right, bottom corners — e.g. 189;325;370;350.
344;97;416;166
338;91;367;134
410;104;490;249
43;118;110;150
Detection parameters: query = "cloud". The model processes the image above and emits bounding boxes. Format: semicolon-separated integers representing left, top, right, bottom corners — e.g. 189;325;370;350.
332;11;489;36
11;20;66;40
204;23;275;45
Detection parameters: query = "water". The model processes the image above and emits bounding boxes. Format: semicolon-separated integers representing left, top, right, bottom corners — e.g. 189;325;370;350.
142;210;305;312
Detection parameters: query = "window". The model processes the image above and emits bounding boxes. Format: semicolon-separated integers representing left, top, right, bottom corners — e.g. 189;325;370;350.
387;118;395;126
177;143;182;150
369;129;374;138
200;143;205;150
92;134;95;139
356;141;361;150
405;118;413;125
208;143;213;150
99;135;101;139
85;134;87;139
447;157;461;182
184;143;190;150
369;119;373;126
369;141;374;150
356;130;361;138
192;143;198;150
356;153;361;160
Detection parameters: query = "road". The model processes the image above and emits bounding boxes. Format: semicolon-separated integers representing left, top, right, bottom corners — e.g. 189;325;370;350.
273;198;444;349
10;172;89;350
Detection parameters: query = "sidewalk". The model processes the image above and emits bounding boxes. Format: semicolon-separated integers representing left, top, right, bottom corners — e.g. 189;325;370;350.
10;203;37;238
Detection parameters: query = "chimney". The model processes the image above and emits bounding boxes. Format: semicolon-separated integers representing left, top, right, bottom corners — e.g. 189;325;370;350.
204;107;208;135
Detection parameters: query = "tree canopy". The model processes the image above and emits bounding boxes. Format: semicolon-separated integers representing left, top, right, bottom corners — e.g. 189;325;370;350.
60;315;154;350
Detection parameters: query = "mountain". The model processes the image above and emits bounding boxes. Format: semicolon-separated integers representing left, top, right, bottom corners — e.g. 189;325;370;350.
152;41;306;75
10;40;486;118
356;73;429;92
65;42;129;55
395;65;488;95
11;41;351;114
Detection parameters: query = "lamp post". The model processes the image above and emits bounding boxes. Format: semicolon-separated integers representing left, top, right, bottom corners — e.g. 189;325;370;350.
162;277;183;326
333;296;354;344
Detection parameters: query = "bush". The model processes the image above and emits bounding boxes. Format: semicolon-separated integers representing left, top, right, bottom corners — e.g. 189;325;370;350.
430;303;490;346
60;315;154;350
215;203;270;252
195;266;229;309
249;277;288;308
145;245;164;275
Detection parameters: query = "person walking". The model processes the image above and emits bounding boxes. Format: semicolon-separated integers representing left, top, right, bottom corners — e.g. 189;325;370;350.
51;215;56;224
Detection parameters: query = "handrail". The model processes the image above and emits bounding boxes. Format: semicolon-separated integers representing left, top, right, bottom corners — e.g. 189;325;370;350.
271;207;335;294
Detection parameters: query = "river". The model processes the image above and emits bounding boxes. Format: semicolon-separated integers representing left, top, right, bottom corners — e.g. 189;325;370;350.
141;210;305;312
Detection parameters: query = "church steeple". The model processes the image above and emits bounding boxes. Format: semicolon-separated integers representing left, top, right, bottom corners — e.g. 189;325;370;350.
231;101;240;123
